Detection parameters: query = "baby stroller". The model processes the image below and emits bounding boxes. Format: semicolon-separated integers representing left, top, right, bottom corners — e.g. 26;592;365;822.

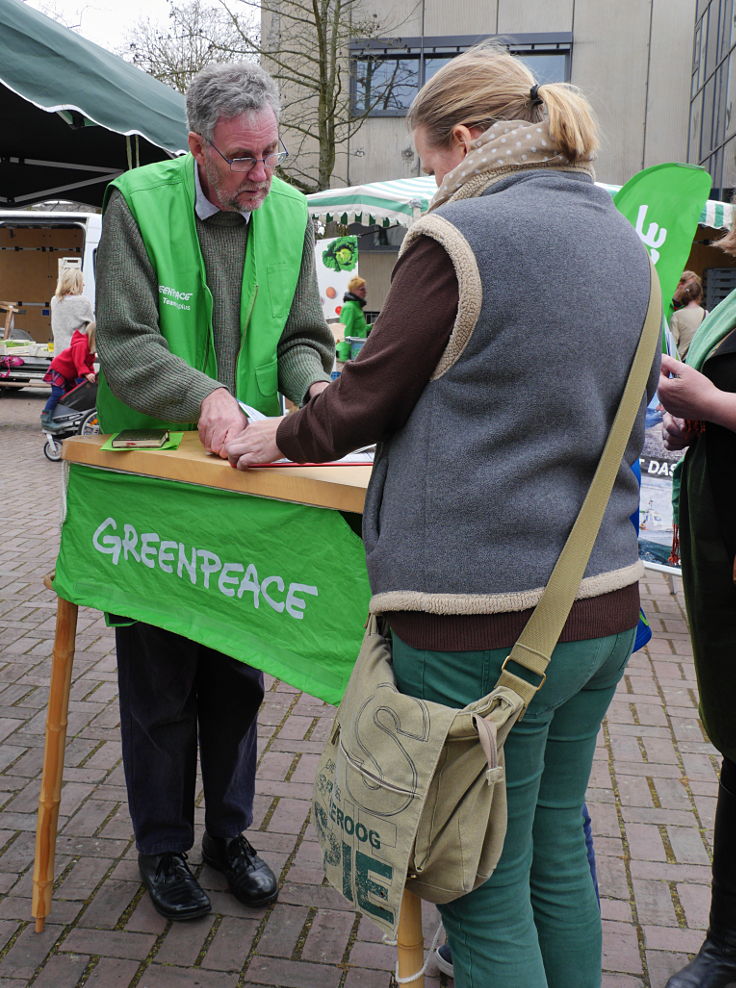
41;378;99;462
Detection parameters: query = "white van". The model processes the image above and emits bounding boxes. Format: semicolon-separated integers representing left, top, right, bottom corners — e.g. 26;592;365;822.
0;210;102;344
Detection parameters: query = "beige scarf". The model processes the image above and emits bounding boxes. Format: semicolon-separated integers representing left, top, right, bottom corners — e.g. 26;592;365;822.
429;118;596;211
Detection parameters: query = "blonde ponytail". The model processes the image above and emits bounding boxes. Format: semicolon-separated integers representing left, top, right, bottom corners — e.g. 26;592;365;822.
536;83;599;162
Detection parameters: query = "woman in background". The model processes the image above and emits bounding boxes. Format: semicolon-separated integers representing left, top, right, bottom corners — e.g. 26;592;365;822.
50;266;94;353
227;44;658;987
670;270;707;360
338;276;369;338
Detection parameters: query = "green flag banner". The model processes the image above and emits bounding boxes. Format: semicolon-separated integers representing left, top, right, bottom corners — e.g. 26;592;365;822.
613;163;712;576
613;163;712;322
53;464;371;705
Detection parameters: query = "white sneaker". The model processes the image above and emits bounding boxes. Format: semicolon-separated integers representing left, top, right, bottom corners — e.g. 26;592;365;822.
435;942;454;978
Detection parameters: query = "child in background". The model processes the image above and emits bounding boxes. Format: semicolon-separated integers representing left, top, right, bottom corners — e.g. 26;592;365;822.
41;321;96;427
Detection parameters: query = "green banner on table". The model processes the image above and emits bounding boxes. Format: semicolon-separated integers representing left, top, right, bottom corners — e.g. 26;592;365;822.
53;464;371;706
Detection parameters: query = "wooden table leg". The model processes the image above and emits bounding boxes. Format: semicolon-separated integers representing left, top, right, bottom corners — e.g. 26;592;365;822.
32;595;78;932
397;888;425;986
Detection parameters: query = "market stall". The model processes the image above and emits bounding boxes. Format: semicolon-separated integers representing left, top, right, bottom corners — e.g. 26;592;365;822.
307;175;735;231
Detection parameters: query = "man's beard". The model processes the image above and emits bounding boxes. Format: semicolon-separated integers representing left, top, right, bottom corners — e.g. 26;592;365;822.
205;158;269;212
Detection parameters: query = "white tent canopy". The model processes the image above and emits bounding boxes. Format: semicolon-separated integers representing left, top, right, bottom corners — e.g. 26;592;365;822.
307;175;734;231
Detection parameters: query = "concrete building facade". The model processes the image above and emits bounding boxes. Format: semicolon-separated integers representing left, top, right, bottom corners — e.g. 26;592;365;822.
689;0;736;200
336;0;697;189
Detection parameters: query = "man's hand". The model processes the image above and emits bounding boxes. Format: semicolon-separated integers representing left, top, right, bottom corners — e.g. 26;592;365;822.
198;388;247;458
85;372;95;384
661;411;698;451
226;417;286;470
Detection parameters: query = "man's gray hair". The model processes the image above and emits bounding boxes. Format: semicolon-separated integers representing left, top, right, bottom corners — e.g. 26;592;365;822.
186;62;281;139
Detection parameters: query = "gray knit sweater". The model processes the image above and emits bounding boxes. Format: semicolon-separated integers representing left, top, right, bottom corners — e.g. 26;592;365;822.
50;294;94;353
95;189;333;423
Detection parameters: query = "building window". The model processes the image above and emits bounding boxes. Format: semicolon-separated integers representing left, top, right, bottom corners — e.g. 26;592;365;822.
351;34;572;118
689;0;736;198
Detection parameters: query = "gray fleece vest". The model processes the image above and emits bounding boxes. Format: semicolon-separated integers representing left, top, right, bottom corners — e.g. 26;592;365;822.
364;170;656;617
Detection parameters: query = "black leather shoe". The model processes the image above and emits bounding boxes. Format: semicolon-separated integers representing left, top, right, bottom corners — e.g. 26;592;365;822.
202;832;278;907
666;936;736;988
138;851;211;921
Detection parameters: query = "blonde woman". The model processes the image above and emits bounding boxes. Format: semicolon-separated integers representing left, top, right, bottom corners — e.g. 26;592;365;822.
50;266;94;352
227;44;658;987
670;270;707;360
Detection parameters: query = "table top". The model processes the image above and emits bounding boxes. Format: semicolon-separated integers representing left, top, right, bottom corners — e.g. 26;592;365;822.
62;434;372;514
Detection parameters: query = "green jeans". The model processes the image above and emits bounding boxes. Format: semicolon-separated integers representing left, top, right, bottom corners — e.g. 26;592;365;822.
391;627;636;988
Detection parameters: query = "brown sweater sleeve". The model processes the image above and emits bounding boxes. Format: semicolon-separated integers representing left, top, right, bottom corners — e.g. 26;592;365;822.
276;235;459;462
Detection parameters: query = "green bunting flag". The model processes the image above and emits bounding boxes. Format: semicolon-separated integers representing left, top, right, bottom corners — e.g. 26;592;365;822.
613;163;712;322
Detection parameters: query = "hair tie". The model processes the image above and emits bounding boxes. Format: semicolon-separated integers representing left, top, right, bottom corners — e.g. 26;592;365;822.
530;84;542;105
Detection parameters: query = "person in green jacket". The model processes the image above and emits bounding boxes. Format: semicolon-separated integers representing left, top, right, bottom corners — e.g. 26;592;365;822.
339;276;370;338
95;62;334;923
660;225;736;987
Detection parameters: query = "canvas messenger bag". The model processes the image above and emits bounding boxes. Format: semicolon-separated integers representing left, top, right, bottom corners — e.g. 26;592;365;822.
312;262;661;937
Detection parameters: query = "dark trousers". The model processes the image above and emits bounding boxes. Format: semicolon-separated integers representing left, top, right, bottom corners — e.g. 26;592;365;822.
115;621;264;855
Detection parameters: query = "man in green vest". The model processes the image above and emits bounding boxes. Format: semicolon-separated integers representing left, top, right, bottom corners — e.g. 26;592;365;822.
95;62;334;922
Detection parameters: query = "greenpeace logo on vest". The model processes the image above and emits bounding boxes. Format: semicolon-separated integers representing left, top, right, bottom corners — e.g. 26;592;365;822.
92;517;318;620
158;284;193;311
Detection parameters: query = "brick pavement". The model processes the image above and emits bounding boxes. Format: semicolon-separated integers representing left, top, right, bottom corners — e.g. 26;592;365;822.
0;389;718;987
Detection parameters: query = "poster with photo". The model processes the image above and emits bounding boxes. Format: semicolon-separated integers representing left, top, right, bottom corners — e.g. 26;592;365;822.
314;236;359;324
638;394;681;571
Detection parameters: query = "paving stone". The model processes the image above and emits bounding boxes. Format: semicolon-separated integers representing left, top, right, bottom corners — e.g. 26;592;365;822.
199;914;259;972
302;907;355;963
153;914;218;967
254;903;308;958
78;956;141;987
631;878;679;927
60;928;156;960
28;951;90;987
245;955;342;987
138;966;240;987
646;949;694;988
0;923;65;981
601;920;644;976
676;880;711;930
643;924;707;953
77;879;140;929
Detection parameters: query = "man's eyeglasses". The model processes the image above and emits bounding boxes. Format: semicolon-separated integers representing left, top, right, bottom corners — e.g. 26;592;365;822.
205;137;289;173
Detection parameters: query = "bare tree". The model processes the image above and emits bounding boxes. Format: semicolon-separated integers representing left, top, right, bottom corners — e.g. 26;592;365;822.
213;0;417;194
123;0;253;94
122;0;415;192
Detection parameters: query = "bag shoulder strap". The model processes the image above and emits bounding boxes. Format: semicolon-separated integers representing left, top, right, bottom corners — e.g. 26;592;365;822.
497;260;661;710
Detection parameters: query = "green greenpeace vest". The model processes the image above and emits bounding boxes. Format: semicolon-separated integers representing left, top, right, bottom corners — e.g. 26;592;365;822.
97;155;308;432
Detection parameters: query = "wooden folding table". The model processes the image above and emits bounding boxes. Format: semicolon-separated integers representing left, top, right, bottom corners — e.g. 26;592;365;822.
32;433;426;985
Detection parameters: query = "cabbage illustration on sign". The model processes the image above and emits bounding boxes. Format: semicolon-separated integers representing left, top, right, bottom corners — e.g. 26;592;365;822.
322;236;359;272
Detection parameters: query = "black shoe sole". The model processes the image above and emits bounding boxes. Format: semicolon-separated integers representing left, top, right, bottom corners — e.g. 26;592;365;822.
148;898;212;922
201;849;279;908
